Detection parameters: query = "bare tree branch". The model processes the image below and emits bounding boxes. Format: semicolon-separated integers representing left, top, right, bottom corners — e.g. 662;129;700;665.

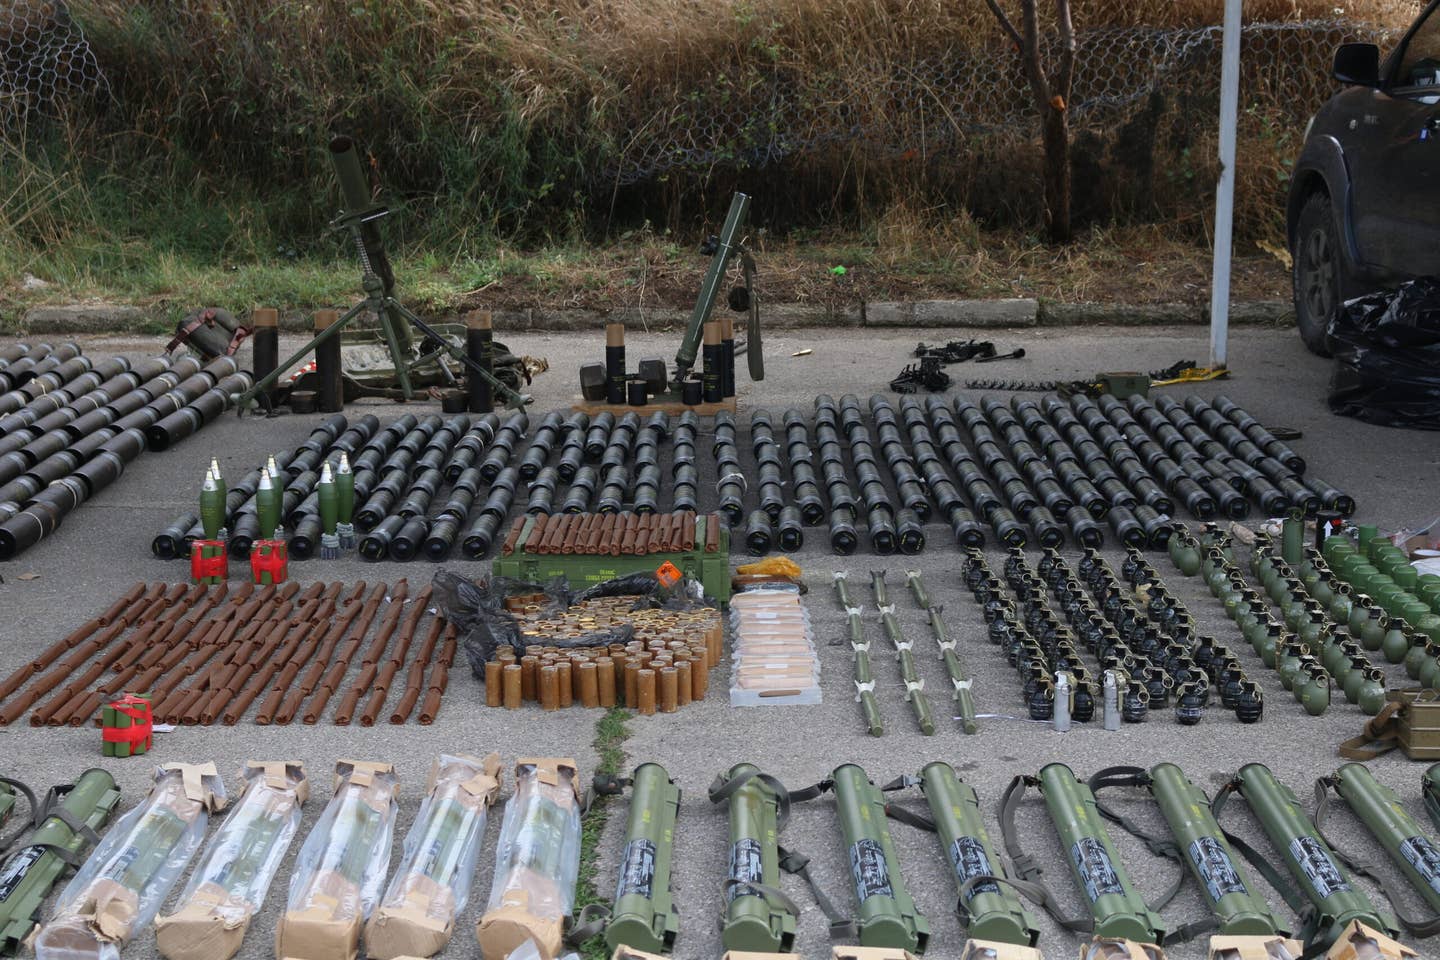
983;0;1024;50
1054;0;1077;102
1017;0;1051;108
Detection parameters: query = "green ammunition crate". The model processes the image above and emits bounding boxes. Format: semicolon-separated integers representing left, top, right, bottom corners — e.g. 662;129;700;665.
492;515;731;604
1395;688;1440;759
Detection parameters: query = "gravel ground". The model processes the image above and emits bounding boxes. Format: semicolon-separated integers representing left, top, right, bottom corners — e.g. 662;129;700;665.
1;324;1436;960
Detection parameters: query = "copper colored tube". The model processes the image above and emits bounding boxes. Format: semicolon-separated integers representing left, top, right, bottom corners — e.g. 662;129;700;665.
503;663;522;709
389;686;421;724
485;661;503;706
561;518;581;554
298;582;324;603
583;515;603;553
520;656;538;700
637;668;656;715
0;663;36;704
539;665;558;710
527;514;549;553
96;583;145;624
64;692;102;727
500;517;525;556
692;654;708;699
556;661;573;707
596;658;616;707
624;659;640;708
676;659;692;707
418;687;442;724
578;661;599;707
633;523;650;555
659;666;678;712
359;661;400;726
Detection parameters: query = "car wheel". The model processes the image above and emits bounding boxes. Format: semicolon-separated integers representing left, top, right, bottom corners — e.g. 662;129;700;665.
1291;192;1342;357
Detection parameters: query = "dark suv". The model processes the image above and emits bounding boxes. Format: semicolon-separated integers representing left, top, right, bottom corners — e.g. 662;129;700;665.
1288;2;1440;355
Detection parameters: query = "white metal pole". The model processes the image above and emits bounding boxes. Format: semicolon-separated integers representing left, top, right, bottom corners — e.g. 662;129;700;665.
1209;0;1242;369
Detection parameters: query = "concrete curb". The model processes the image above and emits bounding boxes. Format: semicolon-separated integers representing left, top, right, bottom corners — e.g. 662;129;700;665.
11;298;1294;335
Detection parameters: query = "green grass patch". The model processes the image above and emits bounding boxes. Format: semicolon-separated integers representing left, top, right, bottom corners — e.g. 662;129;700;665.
573;706;632;960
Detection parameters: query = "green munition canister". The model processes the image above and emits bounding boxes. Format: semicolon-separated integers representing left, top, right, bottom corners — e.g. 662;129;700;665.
1231;763;1397;942
1037;763;1164;943
605;763;680;953
719;764;795;952
256;468;280;540
1424;764;1440;835
918;762;1037;946
1331;763;1440;913
199;469;224;540
1146;763;1284;935
335;452;356;549
318;462;338;534
0;769;121;954
832;763;929;951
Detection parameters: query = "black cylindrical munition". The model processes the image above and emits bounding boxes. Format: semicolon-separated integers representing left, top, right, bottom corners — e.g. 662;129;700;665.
627;378;648;407
466;310;495;413
605;322;627;405
702;320;723;403
948;506;986;548
360;514;404;561
0;502;62;560
895;508;924;554
152;512;199;559
744;509;772;556
462;512;502;558
388;516;428;561
777;505;803;551
830;507;859;555
288;513;322;559
250;307;280;404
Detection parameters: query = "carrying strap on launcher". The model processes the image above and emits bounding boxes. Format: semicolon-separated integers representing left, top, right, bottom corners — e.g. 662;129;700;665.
0;776;39;856
706;768;868;940
1084;766;1215;944
1338;700;1406;761
2;778;105;867
1208;779;1327;954
1311;776;1440;940
986;774;1098;935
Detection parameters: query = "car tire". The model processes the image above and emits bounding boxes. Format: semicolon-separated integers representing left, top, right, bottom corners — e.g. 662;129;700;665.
1291;192;1342;357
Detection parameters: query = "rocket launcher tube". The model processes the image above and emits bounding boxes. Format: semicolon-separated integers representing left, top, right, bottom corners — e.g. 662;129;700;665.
915;762;1038;947
832;763;930;952
1424;764;1440;837
1219;763;1399;949
836;574;882;736
277;762;398;960
597;763;681;953
36;765;226;960
1088;764;1287;943
712;763;796;953
478;759;583;960
1318;763;1440;923
155;762;307;960
367;754;501;959
0;769;121;955
1019;764;1165;945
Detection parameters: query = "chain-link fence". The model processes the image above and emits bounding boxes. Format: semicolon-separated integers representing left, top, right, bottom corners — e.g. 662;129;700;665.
0;4;1403;232
598;19;1397;189
0;0;106;131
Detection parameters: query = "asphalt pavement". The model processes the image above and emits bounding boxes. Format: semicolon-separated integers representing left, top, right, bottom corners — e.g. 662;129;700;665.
1;323;1437;960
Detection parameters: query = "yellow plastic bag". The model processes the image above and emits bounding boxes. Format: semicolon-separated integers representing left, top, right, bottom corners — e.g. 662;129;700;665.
736;556;802;578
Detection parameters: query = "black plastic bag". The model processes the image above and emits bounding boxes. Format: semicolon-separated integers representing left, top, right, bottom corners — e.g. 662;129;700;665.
1328;278;1440;429
431;570;576;678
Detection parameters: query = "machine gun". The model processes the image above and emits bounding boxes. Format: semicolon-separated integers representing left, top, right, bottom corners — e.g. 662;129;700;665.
236;136;530;412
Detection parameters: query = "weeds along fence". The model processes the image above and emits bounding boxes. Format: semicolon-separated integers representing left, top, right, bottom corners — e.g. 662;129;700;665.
0;1;1405;246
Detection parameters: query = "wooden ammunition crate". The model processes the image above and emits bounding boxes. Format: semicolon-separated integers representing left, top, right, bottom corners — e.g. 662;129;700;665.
492;514;731;603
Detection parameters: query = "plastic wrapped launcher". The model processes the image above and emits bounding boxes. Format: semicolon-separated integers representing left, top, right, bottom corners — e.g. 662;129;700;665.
35;764;227;960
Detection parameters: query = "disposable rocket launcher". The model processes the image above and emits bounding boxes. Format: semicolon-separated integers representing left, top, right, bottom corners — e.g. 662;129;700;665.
0;769;122;956
366;753;502;960
276;761;398;960
34;764;227;960
154;762;308;960
477;758;583;960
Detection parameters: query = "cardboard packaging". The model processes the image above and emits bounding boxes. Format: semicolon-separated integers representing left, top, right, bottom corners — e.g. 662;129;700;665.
1321;922;1417;960
155;762;308;960
366;754;502;959
35;764;227;960
276;761;398;960
477;759;582;960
